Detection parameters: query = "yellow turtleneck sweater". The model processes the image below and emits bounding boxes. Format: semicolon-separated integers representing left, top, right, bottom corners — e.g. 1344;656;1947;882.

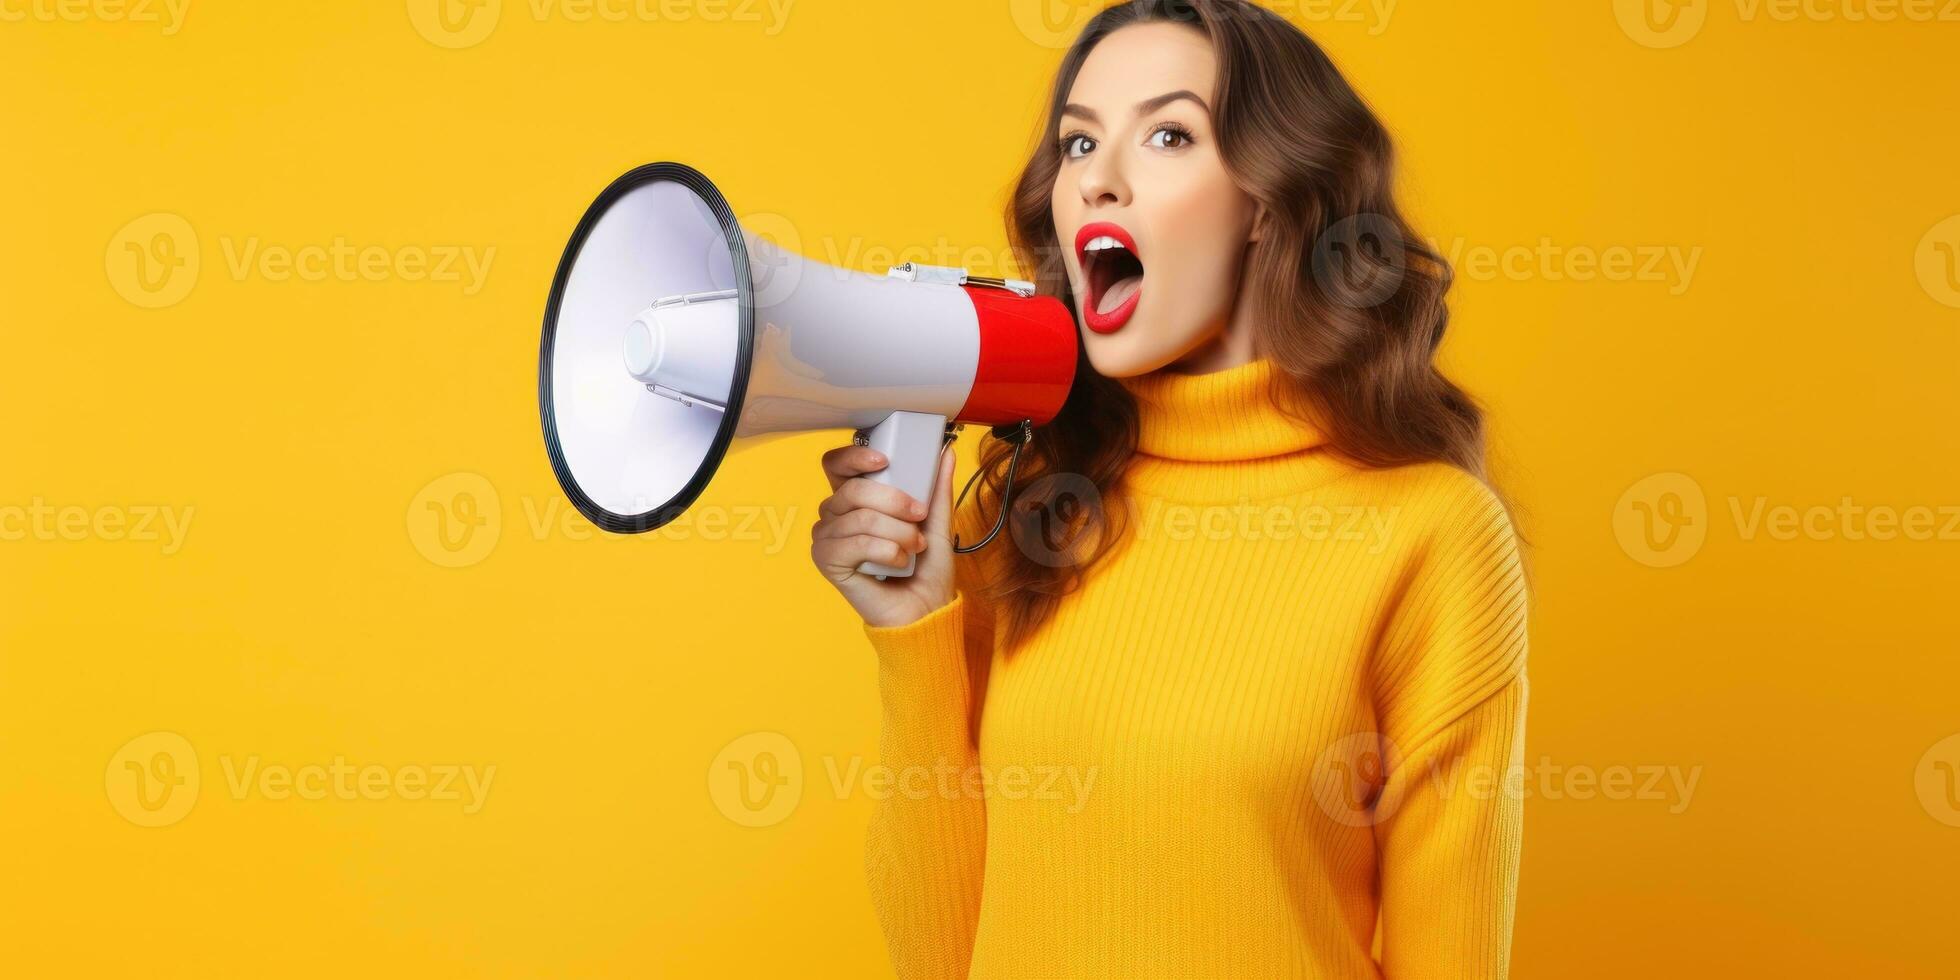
861;356;1529;980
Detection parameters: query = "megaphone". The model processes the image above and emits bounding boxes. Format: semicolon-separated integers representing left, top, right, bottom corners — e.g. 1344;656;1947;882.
538;162;1079;577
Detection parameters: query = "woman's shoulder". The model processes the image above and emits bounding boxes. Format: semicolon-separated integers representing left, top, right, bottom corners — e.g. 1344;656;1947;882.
1360;462;1530;705
1333;460;1513;535
1315;460;1524;591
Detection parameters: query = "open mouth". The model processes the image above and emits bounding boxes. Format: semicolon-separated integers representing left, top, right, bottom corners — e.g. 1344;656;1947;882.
1075;222;1144;334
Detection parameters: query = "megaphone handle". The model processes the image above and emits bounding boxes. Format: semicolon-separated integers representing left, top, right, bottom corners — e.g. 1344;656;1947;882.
854;410;952;581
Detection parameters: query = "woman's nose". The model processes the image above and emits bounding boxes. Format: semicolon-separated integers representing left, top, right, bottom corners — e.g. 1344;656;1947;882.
1079;150;1130;208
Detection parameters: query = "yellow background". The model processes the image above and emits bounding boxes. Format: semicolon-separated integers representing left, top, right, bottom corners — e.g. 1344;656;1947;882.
4;0;1958;976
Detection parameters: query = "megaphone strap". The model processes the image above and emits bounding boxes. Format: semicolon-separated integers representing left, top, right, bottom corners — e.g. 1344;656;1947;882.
952;420;1034;555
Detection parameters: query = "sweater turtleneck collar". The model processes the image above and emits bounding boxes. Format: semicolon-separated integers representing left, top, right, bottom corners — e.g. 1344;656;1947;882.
1111;356;1352;502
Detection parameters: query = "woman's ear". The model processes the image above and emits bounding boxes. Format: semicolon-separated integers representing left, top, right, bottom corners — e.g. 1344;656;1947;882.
1248;201;1269;244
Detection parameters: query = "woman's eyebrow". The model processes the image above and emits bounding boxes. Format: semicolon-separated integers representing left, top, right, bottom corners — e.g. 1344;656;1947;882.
1134;89;1210;116
1061;89;1211;128
1061;103;1101;126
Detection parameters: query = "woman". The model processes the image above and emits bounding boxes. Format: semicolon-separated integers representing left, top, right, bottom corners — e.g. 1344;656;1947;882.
809;2;1529;977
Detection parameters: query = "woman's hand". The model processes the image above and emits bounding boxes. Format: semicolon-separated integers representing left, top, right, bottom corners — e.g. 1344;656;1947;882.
810;441;958;629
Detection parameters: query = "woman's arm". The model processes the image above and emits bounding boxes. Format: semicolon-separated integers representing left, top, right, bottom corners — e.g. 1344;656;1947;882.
1370;471;1531;979
860;505;997;980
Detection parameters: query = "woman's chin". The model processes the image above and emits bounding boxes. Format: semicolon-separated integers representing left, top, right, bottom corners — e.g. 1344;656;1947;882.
1081;323;1175;380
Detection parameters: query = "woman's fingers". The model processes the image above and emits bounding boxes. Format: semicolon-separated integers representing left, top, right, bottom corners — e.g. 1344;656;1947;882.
820;445;889;493
810;532;911;576
818;475;929;523
811;508;928;553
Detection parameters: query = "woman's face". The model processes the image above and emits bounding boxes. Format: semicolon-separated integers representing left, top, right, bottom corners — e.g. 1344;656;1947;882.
1050;22;1262;378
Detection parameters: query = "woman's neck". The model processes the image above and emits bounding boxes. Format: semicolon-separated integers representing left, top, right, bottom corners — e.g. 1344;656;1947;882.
1165;339;1254;375
1162;312;1260;375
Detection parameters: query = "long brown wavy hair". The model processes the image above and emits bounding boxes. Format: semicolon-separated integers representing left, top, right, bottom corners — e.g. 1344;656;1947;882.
964;0;1494;652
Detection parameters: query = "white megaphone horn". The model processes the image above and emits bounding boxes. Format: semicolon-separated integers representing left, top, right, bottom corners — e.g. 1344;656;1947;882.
539;162;1079;578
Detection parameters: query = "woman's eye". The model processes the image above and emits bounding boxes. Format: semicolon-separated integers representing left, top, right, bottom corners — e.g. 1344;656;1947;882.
1063;135;1097;159
1147;128;1190;150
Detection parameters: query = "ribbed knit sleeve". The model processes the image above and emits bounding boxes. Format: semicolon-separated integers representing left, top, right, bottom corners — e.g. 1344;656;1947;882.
860;511;997;980
1372;472;1531;979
